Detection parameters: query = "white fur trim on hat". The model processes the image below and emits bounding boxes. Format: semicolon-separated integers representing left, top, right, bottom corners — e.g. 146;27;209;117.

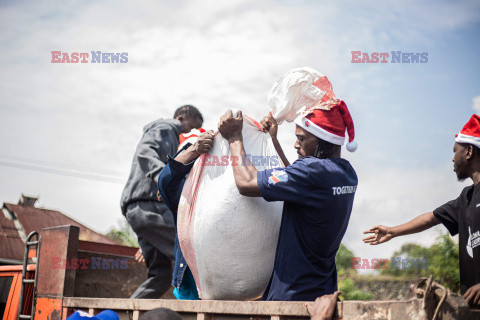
294;115;345;145
455;133;480;149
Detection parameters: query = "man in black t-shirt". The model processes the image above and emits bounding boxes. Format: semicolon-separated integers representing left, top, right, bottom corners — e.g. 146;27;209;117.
363;114;480;306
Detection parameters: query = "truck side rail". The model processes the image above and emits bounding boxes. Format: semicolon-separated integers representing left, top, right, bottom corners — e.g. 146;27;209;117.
61;297;435;320
63;298;315;320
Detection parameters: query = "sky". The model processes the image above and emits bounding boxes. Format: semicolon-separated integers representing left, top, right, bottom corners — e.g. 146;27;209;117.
1;0;480;273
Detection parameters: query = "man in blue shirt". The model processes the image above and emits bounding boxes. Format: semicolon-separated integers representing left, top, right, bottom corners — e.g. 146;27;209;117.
157;130;214;299
217;97;358;301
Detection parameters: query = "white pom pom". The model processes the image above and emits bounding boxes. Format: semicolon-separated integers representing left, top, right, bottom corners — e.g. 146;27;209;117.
346;140;358;152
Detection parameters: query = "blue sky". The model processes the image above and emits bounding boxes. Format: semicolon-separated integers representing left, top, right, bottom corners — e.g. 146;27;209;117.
0;0;479;271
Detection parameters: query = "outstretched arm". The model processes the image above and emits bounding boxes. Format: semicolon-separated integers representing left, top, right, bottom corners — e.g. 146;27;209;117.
261;111;291;167
218;110;262;197
363;212;440;245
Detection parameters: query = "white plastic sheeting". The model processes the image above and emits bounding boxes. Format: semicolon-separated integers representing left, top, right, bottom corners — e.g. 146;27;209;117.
267;67;331;124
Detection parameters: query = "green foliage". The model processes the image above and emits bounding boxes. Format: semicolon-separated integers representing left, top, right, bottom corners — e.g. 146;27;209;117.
336;243;357;277
428;233;460;292
379;243;430;277
380;231;460;292
335;243;373;300
338;278;373;301
105;218;139;247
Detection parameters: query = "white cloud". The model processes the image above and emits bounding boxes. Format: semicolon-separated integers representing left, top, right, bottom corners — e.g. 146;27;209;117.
473;95;480;114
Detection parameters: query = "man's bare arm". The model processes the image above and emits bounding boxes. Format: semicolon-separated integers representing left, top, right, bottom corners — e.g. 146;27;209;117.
175;130;214;164
363;212;440;245
218;110;261;197
261;111;291;167
228;138;261;196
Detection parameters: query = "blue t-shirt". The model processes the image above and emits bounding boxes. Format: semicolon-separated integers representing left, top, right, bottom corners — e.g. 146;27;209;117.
257;156;357;301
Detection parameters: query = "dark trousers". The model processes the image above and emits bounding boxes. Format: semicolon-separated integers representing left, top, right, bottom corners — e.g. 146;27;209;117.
126;201;175;299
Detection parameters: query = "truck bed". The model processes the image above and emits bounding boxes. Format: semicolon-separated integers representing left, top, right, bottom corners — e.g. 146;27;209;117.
6;225;479;320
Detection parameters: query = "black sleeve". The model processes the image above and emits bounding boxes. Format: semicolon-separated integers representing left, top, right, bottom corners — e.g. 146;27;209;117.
433;197;460;236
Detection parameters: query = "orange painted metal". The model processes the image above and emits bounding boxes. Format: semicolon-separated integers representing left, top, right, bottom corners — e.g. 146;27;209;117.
35;298;63;320
1;271;20;320
1;264;36;320
0;264;35;272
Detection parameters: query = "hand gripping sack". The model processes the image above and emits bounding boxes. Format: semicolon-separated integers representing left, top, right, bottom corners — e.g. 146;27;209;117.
177;115;283;300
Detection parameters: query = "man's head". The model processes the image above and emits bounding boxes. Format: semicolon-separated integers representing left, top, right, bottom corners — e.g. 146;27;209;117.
139;308;183;320
293;100;357;158
453;142;478;181
294;125;340;159
173;105;203;133
453;114;480;182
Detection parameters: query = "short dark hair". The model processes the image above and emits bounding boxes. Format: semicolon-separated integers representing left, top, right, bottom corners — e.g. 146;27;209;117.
458;142;480;158
173;105;203;122
139;308;183;320
314;138;335;159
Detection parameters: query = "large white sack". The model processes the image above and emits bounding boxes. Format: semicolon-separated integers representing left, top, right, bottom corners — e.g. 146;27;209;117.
267;66;335;124
177;115;283;300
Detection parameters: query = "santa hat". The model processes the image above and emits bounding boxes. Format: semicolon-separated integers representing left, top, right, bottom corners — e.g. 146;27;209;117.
455;114;480;149
293;76;357;152
178;128;206;151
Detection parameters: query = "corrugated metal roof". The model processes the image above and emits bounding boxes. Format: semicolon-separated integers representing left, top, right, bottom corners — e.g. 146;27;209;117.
3;203;120;246
0;209;25;261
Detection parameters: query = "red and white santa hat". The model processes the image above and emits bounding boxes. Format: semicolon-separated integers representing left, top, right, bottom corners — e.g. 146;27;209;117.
178;128;206;151
293;76;357;152
455;114;480;148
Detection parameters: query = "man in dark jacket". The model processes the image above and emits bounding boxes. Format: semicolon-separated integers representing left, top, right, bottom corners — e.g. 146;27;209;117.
121;105;203;299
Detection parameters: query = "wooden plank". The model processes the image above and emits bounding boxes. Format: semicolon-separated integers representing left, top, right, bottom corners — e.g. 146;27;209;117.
62;298;433;319
132;310;140;320
63;298;313;316
196;313;211;320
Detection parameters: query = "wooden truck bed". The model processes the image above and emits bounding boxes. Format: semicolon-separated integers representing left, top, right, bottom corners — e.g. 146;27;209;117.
3;225;479;320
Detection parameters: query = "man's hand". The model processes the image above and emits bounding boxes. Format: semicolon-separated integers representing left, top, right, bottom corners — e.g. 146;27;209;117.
306;291;341;320
260;111;278;140
363;225;394;245
218;110;243;141
464;283;480;306
194;130;214;154
135;248;145;264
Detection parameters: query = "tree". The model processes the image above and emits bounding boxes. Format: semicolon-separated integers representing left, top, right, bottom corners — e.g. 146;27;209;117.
428;233;460;292
338;278;372;300
336;243;357;276
335;243;372;300
380;231;460;292
105;218;139;247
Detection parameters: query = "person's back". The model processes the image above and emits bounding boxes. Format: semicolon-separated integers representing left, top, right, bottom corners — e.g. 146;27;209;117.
120;118;181;214
260;156;357;300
